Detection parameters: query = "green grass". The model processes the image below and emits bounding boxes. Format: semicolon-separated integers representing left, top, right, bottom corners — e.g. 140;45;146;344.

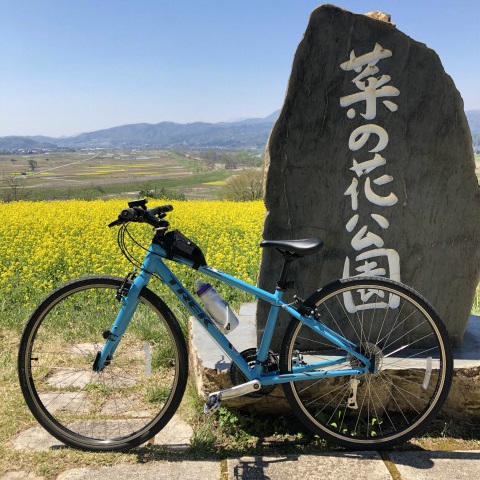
9;170;233;202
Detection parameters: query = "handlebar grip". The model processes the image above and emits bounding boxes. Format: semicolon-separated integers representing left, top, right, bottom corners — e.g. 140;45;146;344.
148;204;173;216
108;204;173;228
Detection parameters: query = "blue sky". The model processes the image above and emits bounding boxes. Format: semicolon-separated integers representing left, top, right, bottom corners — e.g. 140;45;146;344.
1;0;479;137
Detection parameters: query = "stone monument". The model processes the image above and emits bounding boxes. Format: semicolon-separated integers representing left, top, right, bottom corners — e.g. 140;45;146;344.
258;5;480;349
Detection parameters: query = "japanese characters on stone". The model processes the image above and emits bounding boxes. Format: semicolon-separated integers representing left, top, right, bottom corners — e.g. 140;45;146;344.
339;43;401;312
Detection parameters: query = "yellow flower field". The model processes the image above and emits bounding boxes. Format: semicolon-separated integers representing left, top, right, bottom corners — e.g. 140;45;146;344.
2;199;478;315
0;199;265;305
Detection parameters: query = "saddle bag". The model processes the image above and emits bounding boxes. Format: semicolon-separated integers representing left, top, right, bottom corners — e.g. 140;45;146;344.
159;230;207;269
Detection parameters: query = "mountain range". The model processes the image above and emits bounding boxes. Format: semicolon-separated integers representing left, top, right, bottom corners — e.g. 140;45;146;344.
0;111;279;151
1;110;479;151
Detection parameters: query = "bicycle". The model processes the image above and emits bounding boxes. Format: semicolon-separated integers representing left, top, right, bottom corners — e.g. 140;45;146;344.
18;199;453;452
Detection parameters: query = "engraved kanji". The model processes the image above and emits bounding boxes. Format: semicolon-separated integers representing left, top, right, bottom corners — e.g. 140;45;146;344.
340;43;400;119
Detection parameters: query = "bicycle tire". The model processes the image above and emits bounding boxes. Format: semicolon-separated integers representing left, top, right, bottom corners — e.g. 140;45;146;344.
280;277;453;450
18;275;188;452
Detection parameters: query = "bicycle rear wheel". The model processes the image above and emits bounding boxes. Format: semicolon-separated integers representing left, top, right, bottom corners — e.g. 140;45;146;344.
280;277;453;450
18;276;188;451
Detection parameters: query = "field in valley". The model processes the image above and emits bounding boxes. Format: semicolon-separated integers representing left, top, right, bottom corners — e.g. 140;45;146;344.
0;149;260;201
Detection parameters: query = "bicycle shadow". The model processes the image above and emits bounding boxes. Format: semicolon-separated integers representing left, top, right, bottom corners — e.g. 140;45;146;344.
231;456;287;480
227;452;384;480
134;448;399;479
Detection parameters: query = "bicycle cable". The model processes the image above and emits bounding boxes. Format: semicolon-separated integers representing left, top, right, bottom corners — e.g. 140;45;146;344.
117;224;142;269
117;223;165;282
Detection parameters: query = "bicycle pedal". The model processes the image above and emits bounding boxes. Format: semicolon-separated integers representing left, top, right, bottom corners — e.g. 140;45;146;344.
203;394;221;415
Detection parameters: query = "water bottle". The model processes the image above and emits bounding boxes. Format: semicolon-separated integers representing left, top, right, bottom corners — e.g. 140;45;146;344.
195;280;239;334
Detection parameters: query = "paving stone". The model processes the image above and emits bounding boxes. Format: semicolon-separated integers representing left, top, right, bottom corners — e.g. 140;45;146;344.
11;425;61;452
56;461;219;480
39;392;90;413
152;414;193;450
389;450;480;480
12;414;192;451
1;472;45;480
227;453;392;480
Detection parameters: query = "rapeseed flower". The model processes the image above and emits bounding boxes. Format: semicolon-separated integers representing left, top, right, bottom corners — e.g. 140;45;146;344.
0;199;265;306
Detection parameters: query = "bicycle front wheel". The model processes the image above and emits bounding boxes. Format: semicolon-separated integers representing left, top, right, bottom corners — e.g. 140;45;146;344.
280;277;453;450
18;276;188;451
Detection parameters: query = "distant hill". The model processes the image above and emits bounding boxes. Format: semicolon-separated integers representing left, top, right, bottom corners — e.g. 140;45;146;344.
1;109;479;151
0;112;280;151
0;136;57;151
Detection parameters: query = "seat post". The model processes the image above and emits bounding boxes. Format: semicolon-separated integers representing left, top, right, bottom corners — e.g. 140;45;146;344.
276;252;299;291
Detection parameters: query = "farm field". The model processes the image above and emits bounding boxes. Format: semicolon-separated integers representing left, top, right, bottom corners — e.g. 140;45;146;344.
0;149;254;201
2;150;477;202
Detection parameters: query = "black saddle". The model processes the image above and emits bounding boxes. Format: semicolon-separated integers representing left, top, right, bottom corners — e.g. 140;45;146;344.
260;238;324;256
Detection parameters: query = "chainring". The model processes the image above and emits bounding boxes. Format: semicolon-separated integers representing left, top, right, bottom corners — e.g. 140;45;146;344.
229;348;278;398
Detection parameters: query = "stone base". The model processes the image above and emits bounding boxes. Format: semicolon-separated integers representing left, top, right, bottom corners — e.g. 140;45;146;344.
188;303;288;412
189;303;480;419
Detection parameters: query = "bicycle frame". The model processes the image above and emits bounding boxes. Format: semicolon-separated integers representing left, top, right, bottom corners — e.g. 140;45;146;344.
95;242;372;383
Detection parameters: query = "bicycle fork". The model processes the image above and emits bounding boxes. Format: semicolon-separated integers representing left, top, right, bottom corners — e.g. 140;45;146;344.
93;270;149;372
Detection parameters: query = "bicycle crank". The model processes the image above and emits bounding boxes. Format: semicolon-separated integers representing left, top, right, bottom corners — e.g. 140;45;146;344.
203;379;261;415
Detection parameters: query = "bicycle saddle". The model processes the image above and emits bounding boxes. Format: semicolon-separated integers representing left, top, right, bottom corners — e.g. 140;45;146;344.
260;238;324;256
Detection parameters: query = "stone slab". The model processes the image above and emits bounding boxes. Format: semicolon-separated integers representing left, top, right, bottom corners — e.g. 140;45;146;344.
453;315;480;367
56;461;220;480
389;450;480;480
190;303;480;417
11;414;192;451
227;453;392;480
190;302;258;371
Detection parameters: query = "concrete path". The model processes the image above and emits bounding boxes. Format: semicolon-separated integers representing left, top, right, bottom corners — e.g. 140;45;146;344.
3;450;480;479
7;413;480;480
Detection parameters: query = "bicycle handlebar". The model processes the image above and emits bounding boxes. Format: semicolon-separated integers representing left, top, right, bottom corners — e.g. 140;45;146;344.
108;201;173;229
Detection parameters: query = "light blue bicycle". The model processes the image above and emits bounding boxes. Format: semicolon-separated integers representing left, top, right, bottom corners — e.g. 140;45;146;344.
18;200;452;451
